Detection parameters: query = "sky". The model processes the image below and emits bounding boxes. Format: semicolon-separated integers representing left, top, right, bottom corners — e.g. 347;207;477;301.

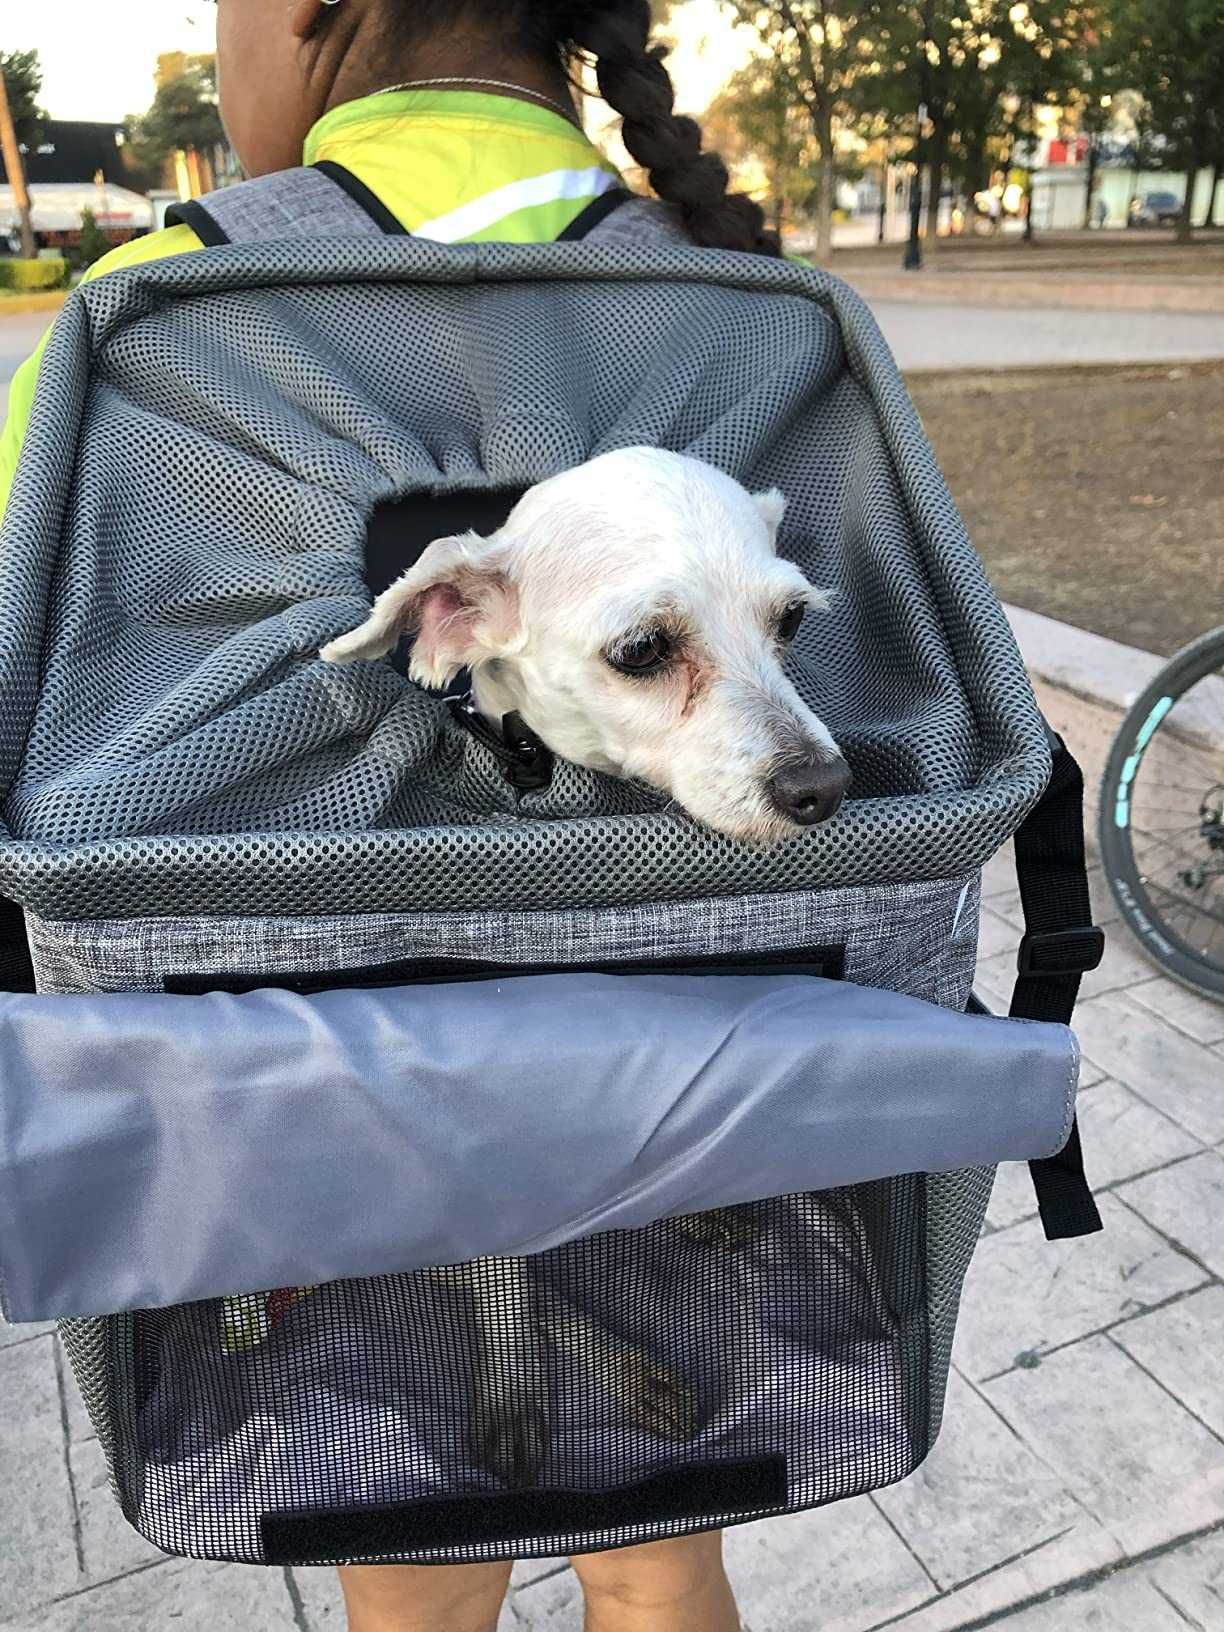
7;0;751;125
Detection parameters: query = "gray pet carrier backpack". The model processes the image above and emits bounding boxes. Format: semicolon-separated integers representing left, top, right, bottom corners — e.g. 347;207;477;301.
0;172;1104;1566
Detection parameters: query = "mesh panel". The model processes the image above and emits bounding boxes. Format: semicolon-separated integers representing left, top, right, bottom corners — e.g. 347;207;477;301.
0;242;1050;918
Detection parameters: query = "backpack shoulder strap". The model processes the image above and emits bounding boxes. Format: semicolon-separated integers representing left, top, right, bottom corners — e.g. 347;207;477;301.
1009;731;1106;1240
166;163;403;246
170;169;641;248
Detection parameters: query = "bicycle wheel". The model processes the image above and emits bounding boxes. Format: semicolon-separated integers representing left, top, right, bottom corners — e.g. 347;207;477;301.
1099;625;1224;1001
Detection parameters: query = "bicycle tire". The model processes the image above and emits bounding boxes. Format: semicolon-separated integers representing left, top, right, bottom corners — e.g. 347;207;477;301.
1098;624;1224;1001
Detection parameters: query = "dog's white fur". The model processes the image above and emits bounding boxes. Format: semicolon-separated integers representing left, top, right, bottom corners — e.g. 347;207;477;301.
322;447;845;846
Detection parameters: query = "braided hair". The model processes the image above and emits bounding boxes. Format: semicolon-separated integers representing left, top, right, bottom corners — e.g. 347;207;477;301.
373;1;780;255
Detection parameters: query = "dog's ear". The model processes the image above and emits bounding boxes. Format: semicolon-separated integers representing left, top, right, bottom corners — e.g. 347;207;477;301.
320;532;521;688
753;488;787;547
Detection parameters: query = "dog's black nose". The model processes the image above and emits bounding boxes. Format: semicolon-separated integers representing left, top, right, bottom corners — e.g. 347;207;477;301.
768;757;851;826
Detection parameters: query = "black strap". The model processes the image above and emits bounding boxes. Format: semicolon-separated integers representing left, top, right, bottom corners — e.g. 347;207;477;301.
557;187;634;241
164;198;230;247
0;896;36;993
1011;731;1105;1239
448;696;555;791
311;161;409;236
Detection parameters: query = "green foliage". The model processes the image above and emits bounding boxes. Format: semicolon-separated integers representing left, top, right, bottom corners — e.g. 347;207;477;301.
77;208;111;270
717;4;880;255
0;49;45;155
717;2;1110;242
708;58;816;229
0;257;67;293
126;59;223;176
1104;0;1224;170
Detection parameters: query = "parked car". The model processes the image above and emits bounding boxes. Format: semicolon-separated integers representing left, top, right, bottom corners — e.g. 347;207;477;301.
1127;190;1183;228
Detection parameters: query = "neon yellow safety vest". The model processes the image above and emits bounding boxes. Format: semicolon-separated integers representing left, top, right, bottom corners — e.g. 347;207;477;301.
0;91;622;514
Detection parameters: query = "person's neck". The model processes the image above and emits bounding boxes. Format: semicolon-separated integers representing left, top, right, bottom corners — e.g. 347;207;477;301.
325;41;579;125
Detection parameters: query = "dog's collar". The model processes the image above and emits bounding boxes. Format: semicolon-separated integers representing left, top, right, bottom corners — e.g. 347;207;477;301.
447;694;555;792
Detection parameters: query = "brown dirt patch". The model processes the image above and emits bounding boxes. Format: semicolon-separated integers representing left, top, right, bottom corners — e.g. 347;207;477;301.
908;359;1224;656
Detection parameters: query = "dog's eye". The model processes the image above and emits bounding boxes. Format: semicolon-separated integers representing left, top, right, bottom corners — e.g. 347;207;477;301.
777;602;806;644
609;631;673;676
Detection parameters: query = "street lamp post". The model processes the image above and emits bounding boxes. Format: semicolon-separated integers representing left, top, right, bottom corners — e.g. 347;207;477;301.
903;0;935;271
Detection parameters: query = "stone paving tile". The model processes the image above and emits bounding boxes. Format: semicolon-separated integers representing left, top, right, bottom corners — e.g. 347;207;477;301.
55;1338;97;1445
986;1077;1197;1234
0;1313;54;1351
980;843;1016;900
982;1334;1224;1558
1117;1150;1224;1279
3;1559;301;1630
0;1336;82;1617
1143;1526;1224;1628
982;1569;1190;1631
873;1370;1087;1592
1076;931;1168;1004
720;1496;935;1632
977;906;1021;962
1070;1081;1203;1190
68;1438;166;1584
511;1565;584;1628
953;1192;1208;1382
1068;992;1224;1145
1126;976;1224;1046
1112;1285;1224;1441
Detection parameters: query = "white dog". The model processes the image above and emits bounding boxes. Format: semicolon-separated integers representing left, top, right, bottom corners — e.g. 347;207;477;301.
323;447;850;843
319;448;850;1482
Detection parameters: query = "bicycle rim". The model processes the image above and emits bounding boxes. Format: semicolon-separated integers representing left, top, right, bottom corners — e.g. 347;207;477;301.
1099;627;1224;1001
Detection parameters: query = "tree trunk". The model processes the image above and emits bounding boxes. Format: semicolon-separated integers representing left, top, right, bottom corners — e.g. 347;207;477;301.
1177;154;1201;244
0;68;36;261
814;103;834;263
1082;135;1100;230
1212;163;1223;227
925;117;947;251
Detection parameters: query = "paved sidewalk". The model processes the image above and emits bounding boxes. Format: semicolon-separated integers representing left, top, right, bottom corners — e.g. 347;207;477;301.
2;667;1220;1630
869;301;1224;372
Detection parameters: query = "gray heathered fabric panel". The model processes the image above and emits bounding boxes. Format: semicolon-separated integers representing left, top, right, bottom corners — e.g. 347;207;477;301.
0;973;1075;1323
26;872;981;1006
188;166;389;243
0;240;1050;920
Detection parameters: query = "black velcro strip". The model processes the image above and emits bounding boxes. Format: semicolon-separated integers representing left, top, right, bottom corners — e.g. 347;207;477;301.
164;944;845;995
261;1456;788;1564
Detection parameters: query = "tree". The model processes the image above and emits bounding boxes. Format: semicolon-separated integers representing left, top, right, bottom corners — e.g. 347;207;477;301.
0;49;44;153
706;58;817;234
718;3;878;261
866;3;1092;248
127;58;224;183
1105;0;1224;243
0;53;43;261
77;207;110;270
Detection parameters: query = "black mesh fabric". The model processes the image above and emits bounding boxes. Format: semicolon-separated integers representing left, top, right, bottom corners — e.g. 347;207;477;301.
104;1185;928;1565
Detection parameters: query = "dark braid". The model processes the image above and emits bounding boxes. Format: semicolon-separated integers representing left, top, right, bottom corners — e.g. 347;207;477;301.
557;3;779;255
372;0;780;255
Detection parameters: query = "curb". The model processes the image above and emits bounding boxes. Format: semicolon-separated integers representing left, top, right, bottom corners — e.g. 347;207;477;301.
0;291;69;317
1003;602;1161;714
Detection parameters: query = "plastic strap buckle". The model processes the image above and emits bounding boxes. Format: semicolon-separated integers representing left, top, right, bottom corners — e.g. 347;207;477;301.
1016;926;1106;978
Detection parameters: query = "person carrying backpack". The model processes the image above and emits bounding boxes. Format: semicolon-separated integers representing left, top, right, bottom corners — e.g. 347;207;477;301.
0;4;777;1629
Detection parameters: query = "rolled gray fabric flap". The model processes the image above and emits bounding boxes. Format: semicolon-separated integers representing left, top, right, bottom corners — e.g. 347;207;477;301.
0;973;1078;1321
